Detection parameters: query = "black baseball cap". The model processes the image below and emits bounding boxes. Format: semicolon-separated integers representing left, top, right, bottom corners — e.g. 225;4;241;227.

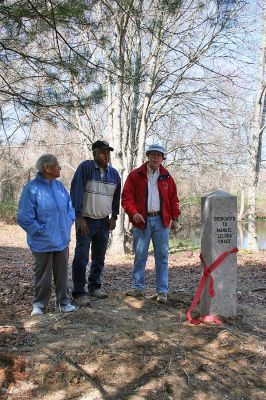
92;140;114;151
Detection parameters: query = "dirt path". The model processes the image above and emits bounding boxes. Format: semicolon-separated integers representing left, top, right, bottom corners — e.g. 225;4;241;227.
0;224;265;399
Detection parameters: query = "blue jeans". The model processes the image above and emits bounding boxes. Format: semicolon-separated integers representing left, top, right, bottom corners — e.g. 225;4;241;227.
132;215;170;293
72;217;109;297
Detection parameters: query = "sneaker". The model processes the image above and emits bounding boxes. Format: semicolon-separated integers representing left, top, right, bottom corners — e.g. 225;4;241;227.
59;303;77;313
157;293;168;303
31;306;44;316
89;289;108;299
126;288;144;298
73;295;91;307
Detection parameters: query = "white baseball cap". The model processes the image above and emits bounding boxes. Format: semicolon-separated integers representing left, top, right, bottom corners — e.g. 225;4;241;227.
145;144;166;159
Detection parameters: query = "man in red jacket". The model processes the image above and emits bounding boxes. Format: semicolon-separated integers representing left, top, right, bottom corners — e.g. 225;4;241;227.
122;144;181;303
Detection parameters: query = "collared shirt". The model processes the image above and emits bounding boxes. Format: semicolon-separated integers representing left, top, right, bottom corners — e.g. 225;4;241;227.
147;164;160;212
99;167;105;179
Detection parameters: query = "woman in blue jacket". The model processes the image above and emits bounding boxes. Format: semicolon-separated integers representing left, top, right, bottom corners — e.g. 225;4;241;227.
17;154;76;316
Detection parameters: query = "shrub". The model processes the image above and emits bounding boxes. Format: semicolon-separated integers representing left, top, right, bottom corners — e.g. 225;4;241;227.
0;202;17;224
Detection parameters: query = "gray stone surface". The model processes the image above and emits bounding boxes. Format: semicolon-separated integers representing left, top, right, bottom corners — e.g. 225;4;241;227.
200;190;237;317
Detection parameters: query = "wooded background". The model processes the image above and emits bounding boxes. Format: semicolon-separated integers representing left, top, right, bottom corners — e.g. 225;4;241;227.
0;0;265;251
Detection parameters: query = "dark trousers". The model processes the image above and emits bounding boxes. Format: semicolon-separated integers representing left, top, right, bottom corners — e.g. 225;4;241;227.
72;217;109;297
33;247;69;308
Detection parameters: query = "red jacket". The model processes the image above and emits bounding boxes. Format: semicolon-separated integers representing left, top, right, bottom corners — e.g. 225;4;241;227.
122;162;180;229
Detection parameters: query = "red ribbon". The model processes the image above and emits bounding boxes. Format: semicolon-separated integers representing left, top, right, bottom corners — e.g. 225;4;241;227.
187;247;239;325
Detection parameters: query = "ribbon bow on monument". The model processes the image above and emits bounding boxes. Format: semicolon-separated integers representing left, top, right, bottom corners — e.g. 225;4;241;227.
187;247;239;325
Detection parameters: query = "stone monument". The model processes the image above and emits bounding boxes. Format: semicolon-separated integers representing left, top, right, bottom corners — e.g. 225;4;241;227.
200;190;238;318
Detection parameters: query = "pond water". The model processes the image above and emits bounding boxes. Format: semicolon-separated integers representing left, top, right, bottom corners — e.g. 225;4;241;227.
179;221;266;250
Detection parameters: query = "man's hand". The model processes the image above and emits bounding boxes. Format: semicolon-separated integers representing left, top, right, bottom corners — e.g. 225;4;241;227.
109;216;117;231
133;213;145;224
170;219;179;234
76;216;88;236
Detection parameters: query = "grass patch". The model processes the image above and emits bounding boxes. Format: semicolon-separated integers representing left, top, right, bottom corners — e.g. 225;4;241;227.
238;248;256;255
0;201;17;224
149;238;199;255
169;238;200;253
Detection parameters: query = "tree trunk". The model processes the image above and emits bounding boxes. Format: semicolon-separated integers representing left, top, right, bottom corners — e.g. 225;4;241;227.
247;0;266;250
237;187;245;222
136;43;159;166
136;10;165;166
75;109;90;159
108;15;127;254
108;74;126;254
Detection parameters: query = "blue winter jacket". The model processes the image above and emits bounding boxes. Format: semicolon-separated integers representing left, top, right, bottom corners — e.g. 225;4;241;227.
17;173;75;252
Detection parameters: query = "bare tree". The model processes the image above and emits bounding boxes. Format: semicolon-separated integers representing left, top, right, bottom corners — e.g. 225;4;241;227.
247;0;266;249
1;1;264;253
95;0;251;251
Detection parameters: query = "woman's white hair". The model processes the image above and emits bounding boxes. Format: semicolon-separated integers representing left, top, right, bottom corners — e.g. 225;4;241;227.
36;154;58;174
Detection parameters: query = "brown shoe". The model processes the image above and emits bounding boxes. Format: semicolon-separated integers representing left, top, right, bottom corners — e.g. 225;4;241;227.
73;295;91;307
126;288;144;298
89;289;108;299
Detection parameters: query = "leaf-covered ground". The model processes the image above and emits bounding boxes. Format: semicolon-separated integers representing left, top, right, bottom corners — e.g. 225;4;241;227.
0;224;265;400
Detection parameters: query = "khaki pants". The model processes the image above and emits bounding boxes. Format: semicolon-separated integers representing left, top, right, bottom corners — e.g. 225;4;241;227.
33;248;69;308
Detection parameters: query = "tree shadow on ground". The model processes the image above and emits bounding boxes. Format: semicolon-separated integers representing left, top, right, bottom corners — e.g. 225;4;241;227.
0;246;265;399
